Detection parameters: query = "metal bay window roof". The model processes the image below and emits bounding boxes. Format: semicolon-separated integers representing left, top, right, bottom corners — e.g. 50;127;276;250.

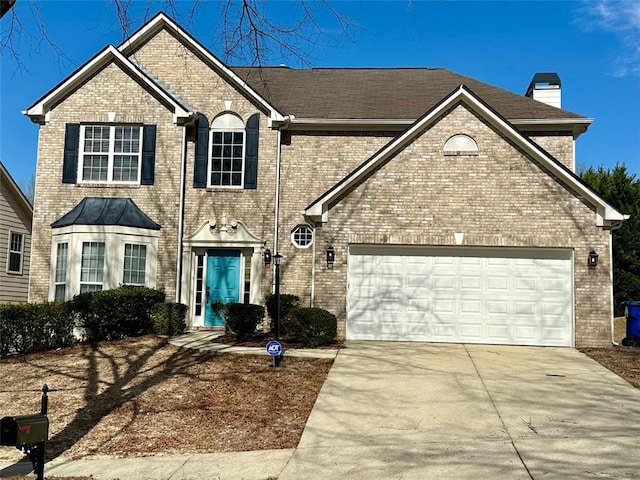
51;198;161;230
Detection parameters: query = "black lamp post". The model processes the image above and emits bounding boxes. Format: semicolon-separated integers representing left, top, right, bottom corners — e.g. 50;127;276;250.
273;253;283;367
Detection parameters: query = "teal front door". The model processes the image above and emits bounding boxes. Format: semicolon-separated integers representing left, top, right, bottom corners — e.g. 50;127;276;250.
205;250;241;326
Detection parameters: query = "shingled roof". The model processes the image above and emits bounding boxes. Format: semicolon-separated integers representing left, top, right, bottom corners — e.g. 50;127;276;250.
230;67;585;121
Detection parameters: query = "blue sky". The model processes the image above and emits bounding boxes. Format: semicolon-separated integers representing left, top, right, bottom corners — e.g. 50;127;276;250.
1;0;639;190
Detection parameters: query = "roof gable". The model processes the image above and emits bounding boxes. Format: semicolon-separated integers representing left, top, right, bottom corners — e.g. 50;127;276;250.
24;45;193;124
0;162;32;219
118;12;285;125
304;85;626;228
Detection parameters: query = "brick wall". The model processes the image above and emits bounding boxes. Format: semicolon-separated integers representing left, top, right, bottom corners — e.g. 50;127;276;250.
528;134;575;171
29;63;184;302
298;106;610;347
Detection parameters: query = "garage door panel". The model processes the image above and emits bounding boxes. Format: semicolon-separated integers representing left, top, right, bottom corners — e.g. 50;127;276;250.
459;323;483;340
347;247;573;346
487;324;510;342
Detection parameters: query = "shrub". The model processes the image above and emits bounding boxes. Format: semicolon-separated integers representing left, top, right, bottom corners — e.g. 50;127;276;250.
282;307;337;347
0;302;75;358
153;302;188;336
72;286;165;342
222;303;265;338
265;294;301;333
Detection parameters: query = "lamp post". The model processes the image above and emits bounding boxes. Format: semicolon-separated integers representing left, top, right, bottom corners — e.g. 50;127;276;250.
273;253;283;367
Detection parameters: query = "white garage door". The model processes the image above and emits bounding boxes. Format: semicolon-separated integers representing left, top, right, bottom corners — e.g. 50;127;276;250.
347;246;573;346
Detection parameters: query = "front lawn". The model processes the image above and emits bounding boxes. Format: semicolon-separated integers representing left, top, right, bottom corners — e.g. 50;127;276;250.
0;336;332;464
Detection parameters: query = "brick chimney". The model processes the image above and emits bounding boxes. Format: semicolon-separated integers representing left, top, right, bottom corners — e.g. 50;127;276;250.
525;73;561;108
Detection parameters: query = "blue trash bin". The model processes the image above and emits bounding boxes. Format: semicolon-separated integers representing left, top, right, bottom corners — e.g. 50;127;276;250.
622;301;640;347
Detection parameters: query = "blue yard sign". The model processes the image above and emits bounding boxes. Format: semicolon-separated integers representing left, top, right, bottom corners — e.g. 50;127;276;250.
266;340;282;357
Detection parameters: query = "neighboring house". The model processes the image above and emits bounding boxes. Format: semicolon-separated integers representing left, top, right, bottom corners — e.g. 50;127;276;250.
24;13;627;347
0;162;32;303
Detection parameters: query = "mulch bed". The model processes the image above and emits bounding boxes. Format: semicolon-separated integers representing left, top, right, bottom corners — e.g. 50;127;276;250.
580;345;640;389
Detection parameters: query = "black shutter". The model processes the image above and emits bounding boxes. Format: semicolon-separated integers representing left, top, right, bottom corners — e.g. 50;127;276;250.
194;113;209;188
141;125;156;185
244;113;259;189
62;123;80;184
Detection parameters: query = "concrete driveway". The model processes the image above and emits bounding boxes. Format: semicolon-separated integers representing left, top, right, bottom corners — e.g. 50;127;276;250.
280;342;640;479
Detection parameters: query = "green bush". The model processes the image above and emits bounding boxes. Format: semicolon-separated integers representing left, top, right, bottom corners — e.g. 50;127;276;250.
221;303;265;338
153;302;188;336
72;286;165;342
282;307;337;347
265;293;301;333
0;302;75;358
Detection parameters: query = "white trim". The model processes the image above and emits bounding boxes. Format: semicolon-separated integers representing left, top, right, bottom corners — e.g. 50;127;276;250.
208;115;246;189
117;13;284;125
49;227;159;301
290;224;314;249
276;117;592;137
23;45;192;124
303;86;626;228
78;125;143;184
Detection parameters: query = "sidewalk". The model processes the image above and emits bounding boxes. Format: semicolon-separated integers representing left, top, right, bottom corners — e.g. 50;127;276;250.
167;331;338;359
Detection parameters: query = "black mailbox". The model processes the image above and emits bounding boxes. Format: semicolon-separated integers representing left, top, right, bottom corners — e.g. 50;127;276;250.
0;414;49;447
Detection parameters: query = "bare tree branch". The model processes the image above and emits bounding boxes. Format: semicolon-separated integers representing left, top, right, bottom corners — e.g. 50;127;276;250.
2;0;356;75
1;0;75;76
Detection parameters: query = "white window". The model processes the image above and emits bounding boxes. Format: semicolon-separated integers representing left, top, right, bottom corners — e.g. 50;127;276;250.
80;241;105;293
444;134;478;153
123;244;147;285
7;231;24;273
80;125;142;183
49;226;159;301
291;224;314;248
54;243;68;301
209;114;245;187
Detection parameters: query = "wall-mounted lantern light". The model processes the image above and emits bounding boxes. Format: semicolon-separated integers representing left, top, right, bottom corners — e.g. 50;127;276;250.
588;250;599;268
326;245;335;267
264;248;272;266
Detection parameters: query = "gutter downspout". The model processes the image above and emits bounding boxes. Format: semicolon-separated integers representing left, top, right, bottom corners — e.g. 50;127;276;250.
176;126;188;303
272;116;292;292
609;219;627;345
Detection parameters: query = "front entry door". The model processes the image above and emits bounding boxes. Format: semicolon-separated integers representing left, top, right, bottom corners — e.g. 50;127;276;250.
205;250;241;326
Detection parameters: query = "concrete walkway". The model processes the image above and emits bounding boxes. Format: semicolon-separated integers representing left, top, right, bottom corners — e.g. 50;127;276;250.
3;339;640;479
167;331;338;359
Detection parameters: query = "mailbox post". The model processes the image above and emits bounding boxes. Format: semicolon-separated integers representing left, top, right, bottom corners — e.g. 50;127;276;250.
0;385;49;480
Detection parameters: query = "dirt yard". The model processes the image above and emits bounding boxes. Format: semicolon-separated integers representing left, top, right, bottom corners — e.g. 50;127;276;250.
580;317;640;389
0;336;332;466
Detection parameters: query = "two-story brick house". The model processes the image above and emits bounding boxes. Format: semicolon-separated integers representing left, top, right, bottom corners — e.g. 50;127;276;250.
25;13;627;347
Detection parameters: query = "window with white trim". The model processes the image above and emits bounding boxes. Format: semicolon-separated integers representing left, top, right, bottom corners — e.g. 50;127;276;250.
444;134;478;153
54;243;68;301
50;228;158;301
291;224;314;248
209;114;245;187
7;231;24;273
123;244;147;285
80;125;142;183
80;241;105;293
